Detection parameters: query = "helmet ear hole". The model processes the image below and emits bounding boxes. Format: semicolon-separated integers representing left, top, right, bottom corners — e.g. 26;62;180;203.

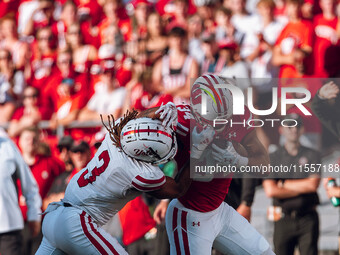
120;118;178;165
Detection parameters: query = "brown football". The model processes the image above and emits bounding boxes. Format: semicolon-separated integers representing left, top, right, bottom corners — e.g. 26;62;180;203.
212;139;248;157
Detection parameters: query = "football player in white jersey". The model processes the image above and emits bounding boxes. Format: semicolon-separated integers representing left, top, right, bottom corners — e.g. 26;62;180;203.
36;107;191;255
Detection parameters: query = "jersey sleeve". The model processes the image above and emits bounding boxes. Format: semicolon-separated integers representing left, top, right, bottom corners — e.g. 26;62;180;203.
131;169;166;192
175;104;192;138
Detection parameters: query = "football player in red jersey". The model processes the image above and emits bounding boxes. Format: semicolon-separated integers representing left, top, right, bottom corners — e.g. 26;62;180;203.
153;74;275;255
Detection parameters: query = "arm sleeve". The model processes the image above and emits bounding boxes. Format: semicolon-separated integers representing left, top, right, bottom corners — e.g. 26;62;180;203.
311;93;340;139
131;170;166;192
241;178;261;206
11;141;42;221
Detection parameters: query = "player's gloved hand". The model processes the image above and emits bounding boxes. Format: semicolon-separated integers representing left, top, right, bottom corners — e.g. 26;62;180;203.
155;102;178;129
211;142;248;168
191;125;215;159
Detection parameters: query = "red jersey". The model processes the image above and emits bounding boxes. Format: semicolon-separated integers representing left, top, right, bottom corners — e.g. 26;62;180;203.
51;21;98;49
29;46;57;90
176;105;254;212
18;155;65;220
312;14;340;77
42;69;89;118
74;0;104;26
275;20;313;78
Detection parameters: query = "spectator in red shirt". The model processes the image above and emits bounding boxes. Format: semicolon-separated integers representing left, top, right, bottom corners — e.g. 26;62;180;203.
8;86;48;138
313;0;340;77
52;0;96;49
0;17;29;70
65;23;97;74
18;126;65;206
48;77;87;130
97;0;129;43
42;47;88;119
17;126;65;255
28;26;57;90
272;0;313;78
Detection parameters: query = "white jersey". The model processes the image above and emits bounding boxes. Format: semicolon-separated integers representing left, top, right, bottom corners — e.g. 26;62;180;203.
64;133;166;226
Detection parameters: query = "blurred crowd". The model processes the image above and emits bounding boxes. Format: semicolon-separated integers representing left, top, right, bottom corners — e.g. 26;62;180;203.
0;0;340;254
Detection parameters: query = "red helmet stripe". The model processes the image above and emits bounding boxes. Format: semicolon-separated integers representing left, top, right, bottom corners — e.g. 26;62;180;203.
123;129;172;138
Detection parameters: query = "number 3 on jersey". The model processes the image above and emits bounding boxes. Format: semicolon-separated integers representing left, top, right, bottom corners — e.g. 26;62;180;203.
77;150;110;187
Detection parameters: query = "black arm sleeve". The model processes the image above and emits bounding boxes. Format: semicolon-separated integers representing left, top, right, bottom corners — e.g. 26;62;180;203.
311;93;340;139
241;178;261;206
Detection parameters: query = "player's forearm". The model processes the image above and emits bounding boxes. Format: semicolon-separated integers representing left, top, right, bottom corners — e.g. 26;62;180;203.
283;178;320;194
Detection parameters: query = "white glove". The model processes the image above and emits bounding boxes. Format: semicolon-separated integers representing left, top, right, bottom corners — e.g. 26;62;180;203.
211;142;248;168
191;125;215;159
155;102;178;129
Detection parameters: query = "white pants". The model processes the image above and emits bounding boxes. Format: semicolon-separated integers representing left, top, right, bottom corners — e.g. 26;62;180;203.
36;204;128;255
165;199;274;255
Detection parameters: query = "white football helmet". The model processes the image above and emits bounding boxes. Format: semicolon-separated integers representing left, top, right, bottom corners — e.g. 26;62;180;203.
191;74;233;129
120;117;178;165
